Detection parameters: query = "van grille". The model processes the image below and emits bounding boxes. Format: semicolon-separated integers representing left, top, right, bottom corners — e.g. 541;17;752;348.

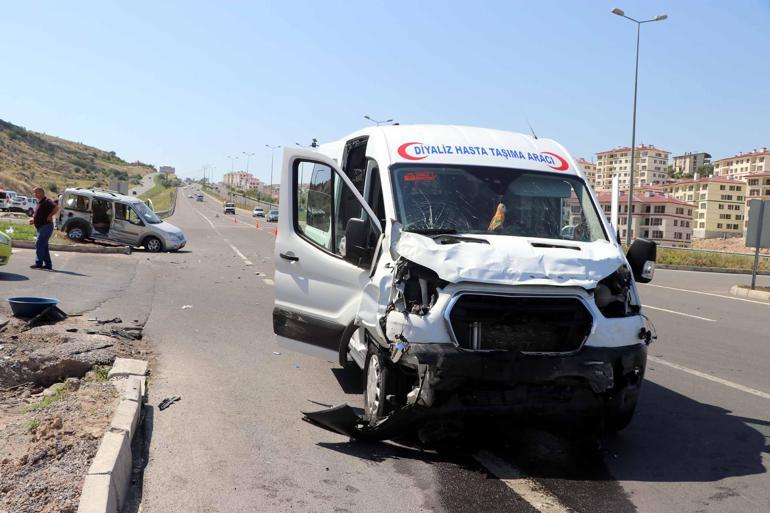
448;295;592;353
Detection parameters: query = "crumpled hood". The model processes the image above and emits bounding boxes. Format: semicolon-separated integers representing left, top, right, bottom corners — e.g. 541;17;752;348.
395;231;624;288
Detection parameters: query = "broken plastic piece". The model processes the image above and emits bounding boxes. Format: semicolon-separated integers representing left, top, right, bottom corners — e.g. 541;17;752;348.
159;396;181;411
181;305;192;310
302;403;422;440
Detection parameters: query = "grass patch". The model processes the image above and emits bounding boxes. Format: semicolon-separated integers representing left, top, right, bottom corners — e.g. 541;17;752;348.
25;384;67;411
657;246;770;272
25;418;41;432
140;175;177;213
89;365;110;382
0;221;37;241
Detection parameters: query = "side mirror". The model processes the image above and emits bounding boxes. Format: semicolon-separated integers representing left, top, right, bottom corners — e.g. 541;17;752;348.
343;218;372;266
626;238;657;283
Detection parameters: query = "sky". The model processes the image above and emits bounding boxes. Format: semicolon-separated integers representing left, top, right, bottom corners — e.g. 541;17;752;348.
2;0;769;183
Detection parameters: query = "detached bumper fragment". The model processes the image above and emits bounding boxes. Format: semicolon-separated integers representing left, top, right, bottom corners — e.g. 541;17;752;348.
302;404;423;441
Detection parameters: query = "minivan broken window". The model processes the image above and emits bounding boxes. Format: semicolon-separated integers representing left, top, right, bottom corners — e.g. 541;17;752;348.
391;165;606;242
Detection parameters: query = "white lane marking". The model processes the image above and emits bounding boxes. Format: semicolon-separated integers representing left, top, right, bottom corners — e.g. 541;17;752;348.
194;210;253;266
473;451;572;513
648;356;770;400
643;305;716;322
643;284;770;306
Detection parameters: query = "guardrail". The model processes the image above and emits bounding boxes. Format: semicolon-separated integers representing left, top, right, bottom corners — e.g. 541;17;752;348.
155;187;178;219
656;244;770;273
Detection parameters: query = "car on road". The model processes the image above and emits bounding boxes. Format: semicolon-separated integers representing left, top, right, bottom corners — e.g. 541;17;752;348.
196;193;204;202
273;124;658;440
266;210;278;222
224;202;236;215
57;188;186;252
9;196;36;216
0;231;11;266
252;207;265;217
0;190;18;212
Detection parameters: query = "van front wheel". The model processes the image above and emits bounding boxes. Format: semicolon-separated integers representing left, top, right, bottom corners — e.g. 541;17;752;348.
144;236;163;253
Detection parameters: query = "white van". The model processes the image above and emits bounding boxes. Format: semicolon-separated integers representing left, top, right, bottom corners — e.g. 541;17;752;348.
58;188;186;252
273;125;656;439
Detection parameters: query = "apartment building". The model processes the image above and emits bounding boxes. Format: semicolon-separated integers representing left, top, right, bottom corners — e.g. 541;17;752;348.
664;176;746;239
595;191;694;247
594;144;670;190
672;152;711;176
577;158;597;189
713;148;769;180
223;171;264;191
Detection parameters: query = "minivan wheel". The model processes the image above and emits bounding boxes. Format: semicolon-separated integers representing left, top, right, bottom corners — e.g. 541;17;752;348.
27;208;34;217
144;236;163;253
364;348;390;423
67;226;86;241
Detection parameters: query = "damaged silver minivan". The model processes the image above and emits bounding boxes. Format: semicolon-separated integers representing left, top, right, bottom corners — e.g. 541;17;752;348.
273;125;656;440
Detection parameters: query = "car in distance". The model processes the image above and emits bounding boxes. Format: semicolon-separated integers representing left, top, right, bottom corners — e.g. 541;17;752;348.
252;207;265;217
224;202;236;215
0;190;18;212
266;210;279;222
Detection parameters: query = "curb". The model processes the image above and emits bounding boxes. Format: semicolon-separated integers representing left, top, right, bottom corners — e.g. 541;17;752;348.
657;264;770;276
12;240;131;255
78;359;148;513
729;284;770;301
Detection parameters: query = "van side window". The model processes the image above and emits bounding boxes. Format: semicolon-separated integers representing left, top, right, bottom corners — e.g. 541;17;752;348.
127;207;143;225
115;203;128;220
64;194;90;212
295;159;372;258
365;160;386;226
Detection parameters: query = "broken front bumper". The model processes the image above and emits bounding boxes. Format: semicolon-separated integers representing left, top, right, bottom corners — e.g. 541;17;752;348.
405;342;647;418
304;342;647;440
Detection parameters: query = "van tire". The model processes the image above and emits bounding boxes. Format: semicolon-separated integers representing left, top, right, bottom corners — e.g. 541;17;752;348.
143;236;163;253
27;208;34;217
66;223;89;242
364;346;392;423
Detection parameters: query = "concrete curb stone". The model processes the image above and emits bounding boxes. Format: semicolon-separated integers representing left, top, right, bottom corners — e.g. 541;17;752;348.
11;239;131;255
83;430;132;513
77;359;148;513
107;358;148;379
77;475;117;513
729;284;770;301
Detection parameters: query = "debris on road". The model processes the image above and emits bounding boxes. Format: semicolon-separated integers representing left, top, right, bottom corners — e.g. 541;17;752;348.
93;317;122;325
26;305;68;328
272;351;281;355
181;305;193;310
158;396;181;411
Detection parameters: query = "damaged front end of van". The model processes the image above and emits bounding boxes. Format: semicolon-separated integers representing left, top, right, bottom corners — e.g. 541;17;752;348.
303;227;657;441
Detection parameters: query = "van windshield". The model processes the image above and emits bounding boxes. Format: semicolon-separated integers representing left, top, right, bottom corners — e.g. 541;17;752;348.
132;201;161;224
391;165;607;242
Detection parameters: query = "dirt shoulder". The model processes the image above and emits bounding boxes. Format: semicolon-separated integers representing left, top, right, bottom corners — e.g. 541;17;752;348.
0;314;149;513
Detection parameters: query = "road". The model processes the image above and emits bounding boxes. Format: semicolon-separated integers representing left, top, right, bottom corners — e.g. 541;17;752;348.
130;172;159;197
1;195;769;512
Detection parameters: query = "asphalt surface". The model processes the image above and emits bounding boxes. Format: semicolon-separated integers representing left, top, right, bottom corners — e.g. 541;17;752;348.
1;192;769;513
130;172;160;197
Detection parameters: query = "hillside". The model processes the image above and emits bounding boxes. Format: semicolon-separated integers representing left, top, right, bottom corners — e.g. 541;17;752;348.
0;118;156;196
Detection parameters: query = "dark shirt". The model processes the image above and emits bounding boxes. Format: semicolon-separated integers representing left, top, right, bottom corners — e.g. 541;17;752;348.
33;197;56;229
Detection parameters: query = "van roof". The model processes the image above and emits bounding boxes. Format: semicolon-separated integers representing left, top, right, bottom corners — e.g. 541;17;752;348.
326;124;581;177
62;187;142;204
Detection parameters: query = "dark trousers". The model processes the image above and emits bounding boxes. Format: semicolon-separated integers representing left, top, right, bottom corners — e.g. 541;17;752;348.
35;222;53;269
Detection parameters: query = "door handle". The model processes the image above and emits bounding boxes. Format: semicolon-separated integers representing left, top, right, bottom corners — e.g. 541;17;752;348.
279;252;299;262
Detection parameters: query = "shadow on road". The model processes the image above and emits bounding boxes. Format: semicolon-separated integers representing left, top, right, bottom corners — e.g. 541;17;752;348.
315;380;768;484
0;272;29;281
47;269;88;277
330;367;363;395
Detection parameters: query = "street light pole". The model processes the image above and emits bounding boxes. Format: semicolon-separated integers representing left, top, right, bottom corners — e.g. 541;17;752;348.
265;144;281;209
364;115;394;126
243;152;255;173
612;8;667;246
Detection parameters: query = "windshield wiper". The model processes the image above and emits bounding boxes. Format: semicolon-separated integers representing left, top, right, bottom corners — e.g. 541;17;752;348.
402;227;457;235
431;234;489;245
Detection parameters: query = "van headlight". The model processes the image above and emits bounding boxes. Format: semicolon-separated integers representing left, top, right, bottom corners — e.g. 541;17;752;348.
594;265;640;318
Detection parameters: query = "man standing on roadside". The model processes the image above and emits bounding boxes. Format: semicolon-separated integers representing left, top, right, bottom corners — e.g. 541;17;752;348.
28;186;59;270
